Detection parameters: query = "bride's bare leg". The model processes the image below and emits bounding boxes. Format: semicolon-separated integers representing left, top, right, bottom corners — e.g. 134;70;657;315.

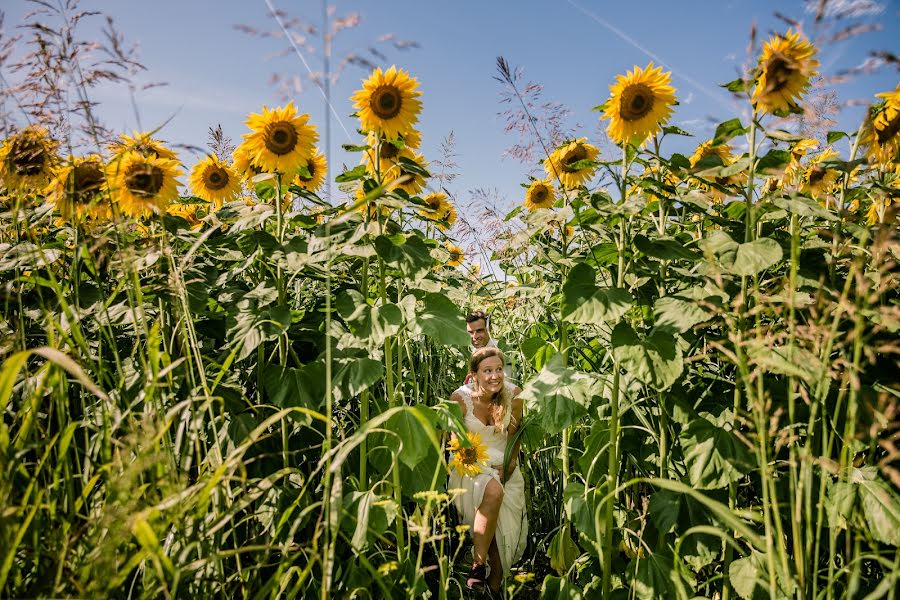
487;538;503;591
472;478;504;565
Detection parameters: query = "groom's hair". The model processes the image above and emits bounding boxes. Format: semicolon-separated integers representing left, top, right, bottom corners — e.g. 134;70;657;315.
466;310;490;329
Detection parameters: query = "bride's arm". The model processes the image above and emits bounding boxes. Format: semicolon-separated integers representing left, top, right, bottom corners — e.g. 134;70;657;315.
449;390;465;443
503;387;524;482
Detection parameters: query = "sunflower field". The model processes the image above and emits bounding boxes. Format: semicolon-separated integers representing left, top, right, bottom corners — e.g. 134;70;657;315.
1;3;899;599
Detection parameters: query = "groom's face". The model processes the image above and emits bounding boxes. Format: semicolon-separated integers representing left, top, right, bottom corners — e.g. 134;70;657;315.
466;318;489;348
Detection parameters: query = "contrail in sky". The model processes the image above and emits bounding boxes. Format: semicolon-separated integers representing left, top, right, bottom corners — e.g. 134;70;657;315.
263;0;354;141
566;0;736;113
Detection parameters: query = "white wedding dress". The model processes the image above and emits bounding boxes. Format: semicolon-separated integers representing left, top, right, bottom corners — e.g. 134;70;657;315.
448;382;528;575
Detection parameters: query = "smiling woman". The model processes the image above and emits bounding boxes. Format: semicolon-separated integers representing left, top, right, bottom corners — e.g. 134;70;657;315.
448;347;527;594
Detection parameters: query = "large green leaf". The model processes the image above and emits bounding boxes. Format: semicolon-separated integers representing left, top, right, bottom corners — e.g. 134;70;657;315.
653;294;714;334
330;353;385;403
521;336;558;371
262;363;325;409
649;489;719;570
341;490;396;552
561;262;632;325
633;234;701;262
547;527;580;576
226;283;291;361
627;545;694;600
729;549;795;600
827;468;900;546
563;482;602;556
403;292;471;347
680;414;754;489
701;231;783;277
374;233;433;280
518;354;604;435
335;289;403;349
611;322;683;391
540;575;584;599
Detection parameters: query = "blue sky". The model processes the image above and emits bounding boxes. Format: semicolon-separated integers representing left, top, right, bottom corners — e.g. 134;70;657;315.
3;0;898;213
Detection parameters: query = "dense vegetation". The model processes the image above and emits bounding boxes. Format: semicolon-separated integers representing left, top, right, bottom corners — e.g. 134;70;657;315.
1;2;898;598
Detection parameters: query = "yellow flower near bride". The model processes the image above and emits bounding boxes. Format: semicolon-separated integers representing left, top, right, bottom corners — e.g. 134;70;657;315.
448;432;490;477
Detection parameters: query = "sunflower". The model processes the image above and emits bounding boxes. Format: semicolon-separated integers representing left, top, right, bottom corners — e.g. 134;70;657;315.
689;140;744;200
367;147;428;195
524;179;556;211
242;102;318;174
352;66;422;140
445;242;464;268
860;84;900;166
436;201;458;231
602;63;676;146
783;138;819;186
232;143;266;181
354;185;391;219
800;147;841;200
109;151;182;218
448;432;489;477
293;149;328;193
109;131;178;161
189;154;241;206
419;191;450;220
167;201;204;229
751;29;819;115
45;155;109;221
638;164;681;202
543;138;599;189
0;126;59;192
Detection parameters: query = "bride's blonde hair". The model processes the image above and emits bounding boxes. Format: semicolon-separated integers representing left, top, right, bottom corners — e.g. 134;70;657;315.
469;347;510;432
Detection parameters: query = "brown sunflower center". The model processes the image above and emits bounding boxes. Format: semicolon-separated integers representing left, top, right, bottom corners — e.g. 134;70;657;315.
380;142;400;160
875;110;900;145
8;137;48;176
620;83;655;122
459;447;477;463
533;186;548;202
561;147;587;172
203;165;230;191
69;162;105;205
450;250;462;262
763;53;798;94
427;196;442;210
808;165;827;186
124;162;165;198
264;121;299;156
370;85;402;120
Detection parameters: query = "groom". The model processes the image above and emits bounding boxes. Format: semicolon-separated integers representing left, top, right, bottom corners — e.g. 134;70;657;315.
465;310;514;384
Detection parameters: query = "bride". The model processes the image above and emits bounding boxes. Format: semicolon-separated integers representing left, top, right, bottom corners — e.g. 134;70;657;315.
448;347;528;594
